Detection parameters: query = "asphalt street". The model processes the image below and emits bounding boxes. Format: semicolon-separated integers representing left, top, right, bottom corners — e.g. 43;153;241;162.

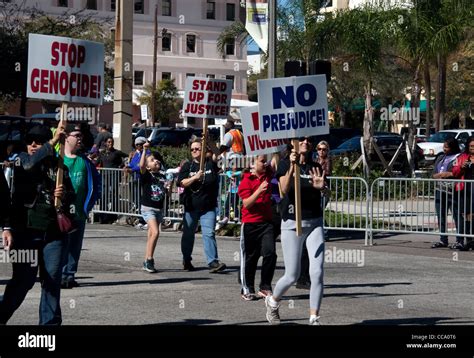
0;223;473;326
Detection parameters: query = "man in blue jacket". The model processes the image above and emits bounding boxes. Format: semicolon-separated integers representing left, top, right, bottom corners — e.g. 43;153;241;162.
61;125;101;289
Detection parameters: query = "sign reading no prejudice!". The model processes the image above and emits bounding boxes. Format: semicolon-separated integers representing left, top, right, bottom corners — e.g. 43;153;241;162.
27;34;104;105
257;75;329;140
183;77;233;119
241;106;287;156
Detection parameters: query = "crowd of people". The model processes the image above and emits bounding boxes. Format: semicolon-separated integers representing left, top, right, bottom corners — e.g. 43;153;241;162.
2;118;474;327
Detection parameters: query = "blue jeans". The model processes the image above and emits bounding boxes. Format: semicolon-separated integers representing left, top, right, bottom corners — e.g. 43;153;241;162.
62;219;87;281
0;231;67;325
181;210;219;265
435;190;462;245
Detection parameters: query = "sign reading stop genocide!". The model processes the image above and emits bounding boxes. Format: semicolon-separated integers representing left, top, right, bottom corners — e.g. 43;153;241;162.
27;34;104;105
183;76;233;119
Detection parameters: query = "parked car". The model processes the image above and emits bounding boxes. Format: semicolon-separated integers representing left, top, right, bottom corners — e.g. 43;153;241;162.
309;127;363;150
417;129;474;164
330;133;424;171
400;126;436;143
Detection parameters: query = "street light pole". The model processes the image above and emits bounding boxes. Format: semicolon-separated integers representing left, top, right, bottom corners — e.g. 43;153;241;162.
151;4;158;126
268;0;277;79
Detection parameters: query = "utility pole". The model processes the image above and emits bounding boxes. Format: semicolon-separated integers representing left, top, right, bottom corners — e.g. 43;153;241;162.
113;0;133;152
151;4;158;126
268;0;277;79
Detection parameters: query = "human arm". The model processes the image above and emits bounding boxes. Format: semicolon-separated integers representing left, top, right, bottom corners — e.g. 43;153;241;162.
240;179;269;209
0;174;12;249
139;142;150;175
278;152;297;196
177;162;203;188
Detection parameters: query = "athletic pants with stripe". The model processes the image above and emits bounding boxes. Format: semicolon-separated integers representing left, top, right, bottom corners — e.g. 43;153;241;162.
240;222;277;294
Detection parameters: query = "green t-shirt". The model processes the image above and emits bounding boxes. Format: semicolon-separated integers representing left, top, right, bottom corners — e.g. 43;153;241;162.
64;155;88;221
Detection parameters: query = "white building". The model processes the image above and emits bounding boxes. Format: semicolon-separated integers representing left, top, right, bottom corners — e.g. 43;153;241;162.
6;0;249;112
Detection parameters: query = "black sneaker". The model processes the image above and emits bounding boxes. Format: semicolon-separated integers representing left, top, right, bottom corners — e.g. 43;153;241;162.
183;260;195;271
296;281;311;290
61;278;79;289
431;242;448;248
143;259;157;273
208;260;226;273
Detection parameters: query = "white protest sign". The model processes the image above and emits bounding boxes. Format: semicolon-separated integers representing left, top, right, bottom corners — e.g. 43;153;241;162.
140;104;149;120
245;1;268;53
258;75;329;140
241;105;287;156
27;34;104;105
182;76;233;119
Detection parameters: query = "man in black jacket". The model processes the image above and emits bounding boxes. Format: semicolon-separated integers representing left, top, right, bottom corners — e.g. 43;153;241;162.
0;122;75;325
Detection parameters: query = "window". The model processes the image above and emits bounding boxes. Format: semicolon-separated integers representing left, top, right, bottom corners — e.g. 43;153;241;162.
162;33;171;51
226;75;235;89
86;0;97;10
111;0;115;11
162;0;171;16
225;38;235;56
162;72;171;81
58;0;68;7
186;35;196;53
319;0;333;6
134;0;144;14
186;73;195;78
206;74;215;79
206;1;215;19
226;3;235;21
134;71;144;86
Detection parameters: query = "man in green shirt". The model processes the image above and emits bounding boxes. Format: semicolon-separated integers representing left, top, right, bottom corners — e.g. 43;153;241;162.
62;125;101;289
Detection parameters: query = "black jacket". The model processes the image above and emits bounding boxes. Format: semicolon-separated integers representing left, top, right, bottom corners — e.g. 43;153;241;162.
0;173;10;229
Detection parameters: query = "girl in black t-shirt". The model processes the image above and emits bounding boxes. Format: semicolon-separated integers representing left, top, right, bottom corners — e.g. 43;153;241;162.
264;138;328;326
139;142;167;273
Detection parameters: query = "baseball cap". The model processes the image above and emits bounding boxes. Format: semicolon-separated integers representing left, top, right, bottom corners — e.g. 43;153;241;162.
135;136;147;146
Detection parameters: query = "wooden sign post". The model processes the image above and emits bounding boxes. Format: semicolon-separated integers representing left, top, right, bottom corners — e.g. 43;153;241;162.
292;139;302;236
200;117;208;171
55;102;67;209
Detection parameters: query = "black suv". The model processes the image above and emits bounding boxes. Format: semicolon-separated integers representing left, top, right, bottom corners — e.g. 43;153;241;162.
309;127;363;150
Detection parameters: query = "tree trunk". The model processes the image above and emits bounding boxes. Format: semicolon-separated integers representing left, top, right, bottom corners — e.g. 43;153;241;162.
339;109;346;127
408;63;422;175
363;81;373;162
423;63;431;139
435;54;447;131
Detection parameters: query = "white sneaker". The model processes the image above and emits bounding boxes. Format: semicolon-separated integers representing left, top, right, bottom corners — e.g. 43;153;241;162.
265;296;280;325
309;316;321;325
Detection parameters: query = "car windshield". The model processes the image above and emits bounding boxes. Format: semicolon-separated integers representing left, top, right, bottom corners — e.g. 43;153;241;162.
336;136;361;150
427;132;456;143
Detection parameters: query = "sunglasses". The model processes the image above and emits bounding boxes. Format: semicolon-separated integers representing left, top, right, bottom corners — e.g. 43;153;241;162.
68;133;82;138
317;147;328;151
190;147;201;152
25;136;46;145
298;137;312;143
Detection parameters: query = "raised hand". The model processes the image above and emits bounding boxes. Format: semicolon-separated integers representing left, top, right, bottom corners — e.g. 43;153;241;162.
309;167;326;190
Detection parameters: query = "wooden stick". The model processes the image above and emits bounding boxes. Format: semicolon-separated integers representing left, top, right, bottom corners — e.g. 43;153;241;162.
200;118;208;172
55;103;67;209
292;139;302;236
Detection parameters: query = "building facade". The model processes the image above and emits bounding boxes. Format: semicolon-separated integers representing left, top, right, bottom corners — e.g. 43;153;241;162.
8;0;249;104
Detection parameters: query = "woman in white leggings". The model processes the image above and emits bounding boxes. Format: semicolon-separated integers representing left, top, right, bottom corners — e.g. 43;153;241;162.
265;138;328;325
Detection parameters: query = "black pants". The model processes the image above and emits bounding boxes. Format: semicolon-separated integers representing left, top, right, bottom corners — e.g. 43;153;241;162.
240;222;277;293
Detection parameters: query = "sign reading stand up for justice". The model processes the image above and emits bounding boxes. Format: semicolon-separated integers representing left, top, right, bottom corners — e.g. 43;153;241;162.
27;34;104;105
183;76;233;118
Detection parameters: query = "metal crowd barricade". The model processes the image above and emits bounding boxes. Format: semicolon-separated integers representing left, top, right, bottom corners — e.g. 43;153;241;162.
324;176;370;245
217;173;242;224
94;168;142;217
370;177;474;243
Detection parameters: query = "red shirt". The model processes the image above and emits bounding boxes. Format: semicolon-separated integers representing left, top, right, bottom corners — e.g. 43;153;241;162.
238;168;273;223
